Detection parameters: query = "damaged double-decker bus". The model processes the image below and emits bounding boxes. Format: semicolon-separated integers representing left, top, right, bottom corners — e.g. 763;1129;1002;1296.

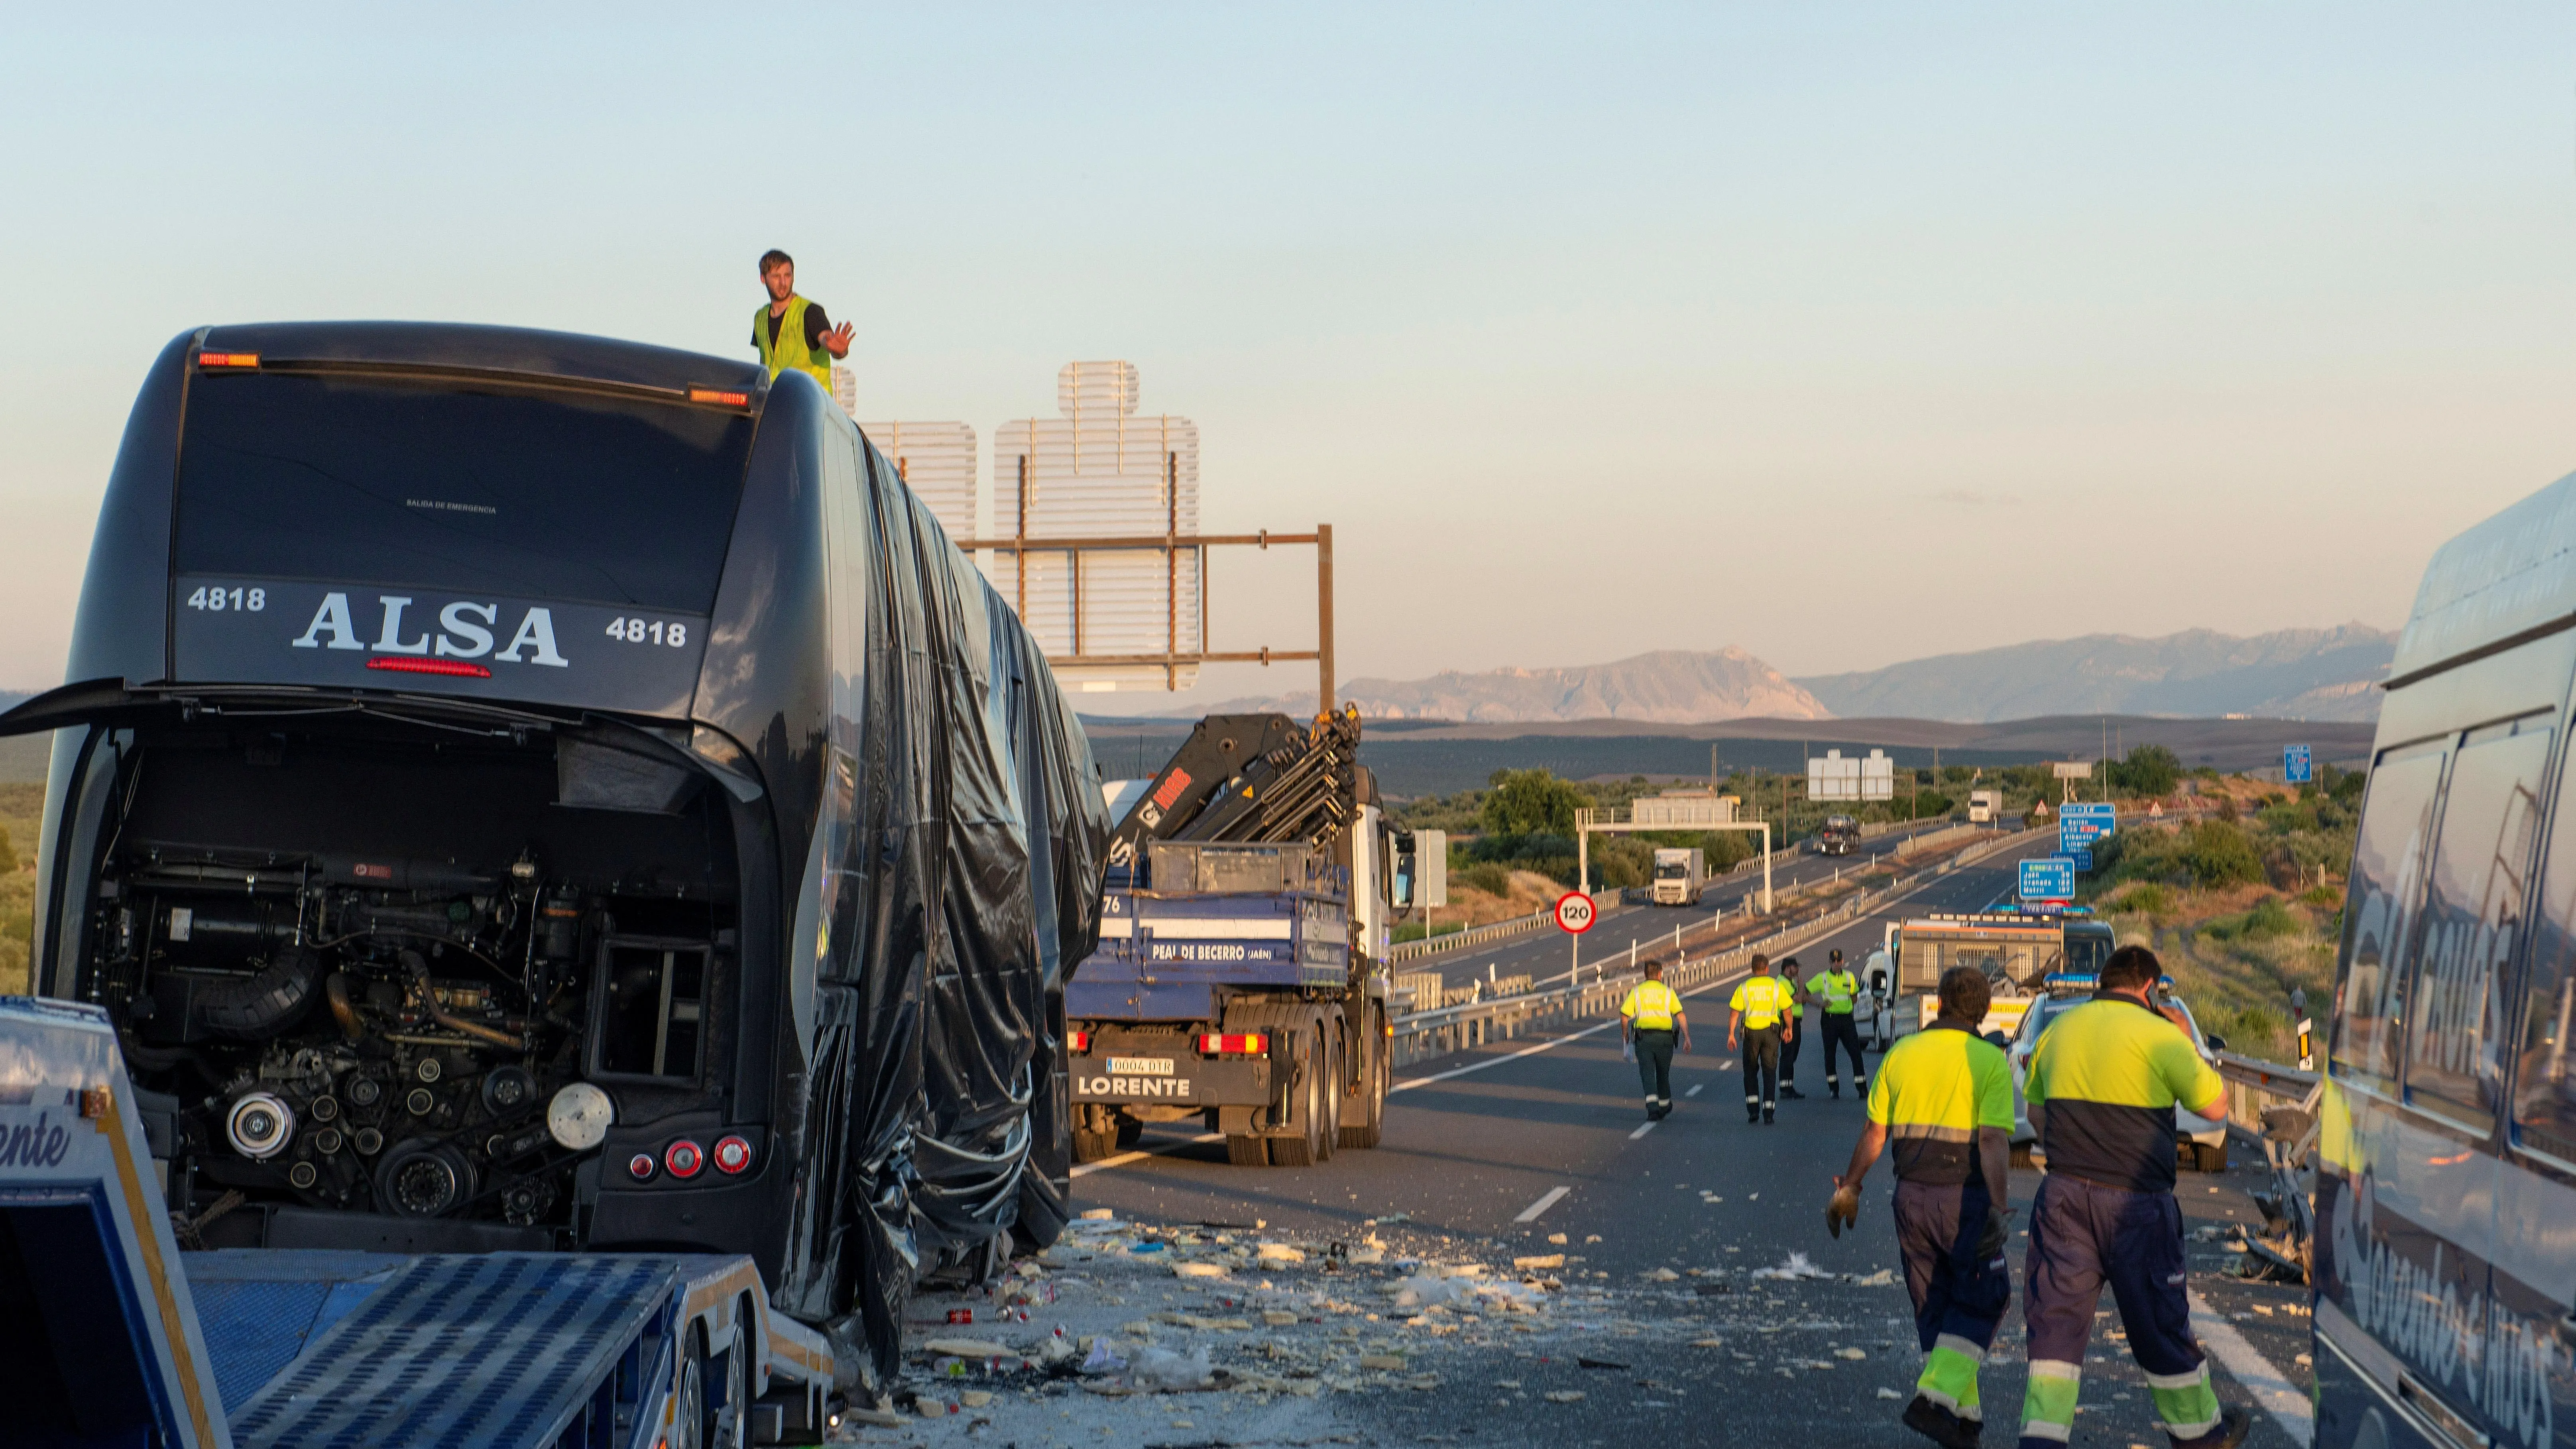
1;322;1106;1391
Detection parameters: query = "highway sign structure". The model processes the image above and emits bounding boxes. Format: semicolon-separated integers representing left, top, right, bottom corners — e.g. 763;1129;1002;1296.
2067;847;2094;871
1807;748;1897;802
2285;745;2313;784
2059;802;2117;854
1554;892;1597;935
2021;857;2075;902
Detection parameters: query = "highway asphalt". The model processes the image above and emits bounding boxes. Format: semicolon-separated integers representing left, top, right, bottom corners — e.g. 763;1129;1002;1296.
1074;839;2316;1449
1410;820;1968;995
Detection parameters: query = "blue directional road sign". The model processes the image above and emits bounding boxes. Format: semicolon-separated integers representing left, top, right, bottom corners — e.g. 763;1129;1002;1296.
2021;857;2075;902
2285;745;2313;785
2068;847;2094;872
2059;802;2117;855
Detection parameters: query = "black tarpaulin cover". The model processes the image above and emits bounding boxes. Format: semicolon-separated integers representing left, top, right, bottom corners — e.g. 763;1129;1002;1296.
769;427;1105;1391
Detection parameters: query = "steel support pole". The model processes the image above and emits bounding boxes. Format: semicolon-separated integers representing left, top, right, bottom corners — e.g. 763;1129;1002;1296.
1317;523;1335;716
1762;825;1774;914
1578;826;1589;897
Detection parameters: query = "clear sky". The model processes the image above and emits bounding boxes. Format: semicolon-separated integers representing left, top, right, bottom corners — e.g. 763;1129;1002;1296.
4;5;2572;699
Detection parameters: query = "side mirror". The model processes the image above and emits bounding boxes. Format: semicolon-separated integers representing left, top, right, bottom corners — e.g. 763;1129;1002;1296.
2202;1032;2228;1054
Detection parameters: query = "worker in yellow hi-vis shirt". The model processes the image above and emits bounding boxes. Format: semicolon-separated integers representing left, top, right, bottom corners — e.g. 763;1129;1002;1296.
1618;960;1690;1120
1825;965;2016;1449
2018;945;2248;1449
1728;953;1794;1124
751;249;854;389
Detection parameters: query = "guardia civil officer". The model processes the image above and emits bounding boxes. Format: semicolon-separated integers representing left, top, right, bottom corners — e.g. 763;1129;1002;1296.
1807;948;1869;1098
1727;954;1794;1124
1825;965;2014;1449
751;249;855;389
1618;960;1690;1120
1778;955;1809;1099
2016;945;2250;1449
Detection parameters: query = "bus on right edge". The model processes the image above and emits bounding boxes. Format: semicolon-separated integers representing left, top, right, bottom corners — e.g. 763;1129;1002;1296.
2316;470;2576;1449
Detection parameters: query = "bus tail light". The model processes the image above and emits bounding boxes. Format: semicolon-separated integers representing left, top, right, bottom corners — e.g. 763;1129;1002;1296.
198;352;260;369
712;1136;753;1175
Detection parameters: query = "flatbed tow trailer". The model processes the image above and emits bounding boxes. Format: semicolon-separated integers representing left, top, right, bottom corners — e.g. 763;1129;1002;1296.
0;997;836;1449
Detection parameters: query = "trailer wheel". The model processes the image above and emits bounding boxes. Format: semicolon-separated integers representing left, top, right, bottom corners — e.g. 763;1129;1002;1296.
1115;1115;1143;1150
1226;1134;1268;1166
673;1328;710;1449
1339;1005;1386;1149
710;1313;751;1449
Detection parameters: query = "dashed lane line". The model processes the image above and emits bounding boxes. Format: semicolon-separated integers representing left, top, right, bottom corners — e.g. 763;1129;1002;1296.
1069;1130;1225;1179
1628;1119;1659;1140
1513;1186;1571;1222
1686;1083;1705;1097
2189;1291;2315;1443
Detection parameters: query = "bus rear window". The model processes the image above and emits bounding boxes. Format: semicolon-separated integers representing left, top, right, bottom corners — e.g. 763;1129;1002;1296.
177;372;754;611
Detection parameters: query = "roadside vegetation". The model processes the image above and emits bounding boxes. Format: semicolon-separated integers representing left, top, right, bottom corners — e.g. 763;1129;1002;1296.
0;783;37;993
2077;765;2364;1062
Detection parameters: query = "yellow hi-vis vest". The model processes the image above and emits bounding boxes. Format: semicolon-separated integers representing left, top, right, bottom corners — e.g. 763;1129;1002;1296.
1730;974;1791;1030
753;295;834;389
1621;980;1684;1032
1806;968;1859;1014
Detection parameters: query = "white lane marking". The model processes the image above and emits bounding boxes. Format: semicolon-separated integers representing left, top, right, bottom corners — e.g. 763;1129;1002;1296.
1390;1016;1622;1091
1068;1130;1226;1178
1514;1186;1571;1222
1628;1119;1659;1140
2188;1290;2314;1443
1686;1083;1705;1097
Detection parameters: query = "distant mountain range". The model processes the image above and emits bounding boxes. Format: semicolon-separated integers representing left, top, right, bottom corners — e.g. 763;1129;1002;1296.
1791;624;2393;723
1215;647;1832;724
1184;625;2392;724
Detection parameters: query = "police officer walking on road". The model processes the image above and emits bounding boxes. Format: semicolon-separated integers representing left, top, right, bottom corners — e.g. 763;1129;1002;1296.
1808;948;1869;1099
1825;965;2016;1449
1778;954;1811;1099
1728;954;1793;1124
1618;960;1690;1121
2016;945;2250;1449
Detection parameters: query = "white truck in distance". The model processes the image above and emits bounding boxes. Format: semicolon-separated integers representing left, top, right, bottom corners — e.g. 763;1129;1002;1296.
1651;847;1705;905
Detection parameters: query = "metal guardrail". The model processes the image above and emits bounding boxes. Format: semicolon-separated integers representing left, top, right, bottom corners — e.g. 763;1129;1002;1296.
1387;824;2051;1067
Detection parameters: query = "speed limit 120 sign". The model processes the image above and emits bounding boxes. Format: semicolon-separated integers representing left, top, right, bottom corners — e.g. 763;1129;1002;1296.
1554;891;1597;935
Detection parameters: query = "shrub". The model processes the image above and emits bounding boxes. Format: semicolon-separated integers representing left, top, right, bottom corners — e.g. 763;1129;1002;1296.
1480;769;1586;837
2114;882;2173;918
2108;745;2181;799
2242;898;2300;938
1457;863;1513;897
2184;820;2265;889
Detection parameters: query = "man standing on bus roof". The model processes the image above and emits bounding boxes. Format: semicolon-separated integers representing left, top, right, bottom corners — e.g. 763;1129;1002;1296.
2017;944;2249;1449
752;249;853;390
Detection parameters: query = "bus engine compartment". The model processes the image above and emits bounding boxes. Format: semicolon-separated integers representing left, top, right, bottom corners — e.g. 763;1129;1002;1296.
69;716;745;1251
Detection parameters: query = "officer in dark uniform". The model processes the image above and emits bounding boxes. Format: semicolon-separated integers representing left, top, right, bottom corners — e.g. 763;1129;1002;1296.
1807;948;1869;1098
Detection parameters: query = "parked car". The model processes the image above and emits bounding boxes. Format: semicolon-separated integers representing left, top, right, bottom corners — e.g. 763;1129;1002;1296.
2006;984;2231;1172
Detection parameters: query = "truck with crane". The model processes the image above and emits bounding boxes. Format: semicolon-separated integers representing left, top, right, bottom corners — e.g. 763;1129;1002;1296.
1065;708;1407;1167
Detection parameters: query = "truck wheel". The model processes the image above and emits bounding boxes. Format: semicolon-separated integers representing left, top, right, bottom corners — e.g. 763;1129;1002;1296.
1339;1006;1387;1150
1115;1116;1142;1150
1072;1106;1119;1164
1314;1028;1341;1162
1226;1135;1268;1166
1269;1025;1325;1168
